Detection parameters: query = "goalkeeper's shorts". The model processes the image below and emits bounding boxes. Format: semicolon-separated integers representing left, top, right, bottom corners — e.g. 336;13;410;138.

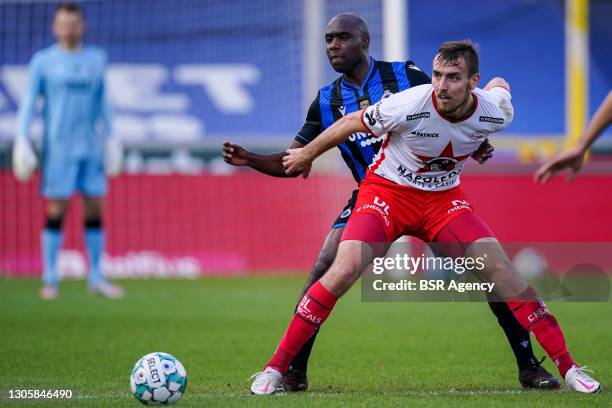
41;153;107;199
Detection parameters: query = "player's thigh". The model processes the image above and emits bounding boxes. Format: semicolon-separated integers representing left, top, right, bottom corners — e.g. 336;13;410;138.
77;158;107;198
439;213;528;299
41;154;79;200
421;187;476;242
82;195;103;219
320;239;378;297
46;199;70;219
344;182;406;243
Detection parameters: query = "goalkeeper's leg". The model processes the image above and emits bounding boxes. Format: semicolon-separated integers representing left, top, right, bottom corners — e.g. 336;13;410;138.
40;200;69;300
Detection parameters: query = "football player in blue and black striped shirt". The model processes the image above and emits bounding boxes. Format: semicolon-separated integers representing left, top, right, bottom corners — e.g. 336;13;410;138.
224;13;559;392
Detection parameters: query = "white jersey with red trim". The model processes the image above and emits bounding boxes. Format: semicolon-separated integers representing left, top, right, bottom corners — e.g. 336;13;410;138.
361;84;513;191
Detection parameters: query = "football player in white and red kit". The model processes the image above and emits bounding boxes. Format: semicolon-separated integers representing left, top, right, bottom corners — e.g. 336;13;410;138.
227;14;558;393
249;41;601;395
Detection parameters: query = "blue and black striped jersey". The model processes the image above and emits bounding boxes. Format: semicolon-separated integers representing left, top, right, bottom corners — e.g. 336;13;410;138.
295;57;430;183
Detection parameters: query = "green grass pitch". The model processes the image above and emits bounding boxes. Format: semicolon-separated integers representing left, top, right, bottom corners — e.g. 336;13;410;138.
0;277;609;407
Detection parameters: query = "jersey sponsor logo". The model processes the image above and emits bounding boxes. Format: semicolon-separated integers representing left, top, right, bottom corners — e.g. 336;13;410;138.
297;295;322;324
407;63;422;72
359;134;385;147
365;111;377;126
410;131;439;138
347;131;384;146
397;165;461;190
527;305;549;323
448;199;471;214
357;196;391;226
65;79;95;90
405;112;430;121
479;116;504;124
373;196;390;215
372;102;387;128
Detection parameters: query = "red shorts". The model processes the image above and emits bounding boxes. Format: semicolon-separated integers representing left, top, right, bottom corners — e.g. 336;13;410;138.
343;174;475;243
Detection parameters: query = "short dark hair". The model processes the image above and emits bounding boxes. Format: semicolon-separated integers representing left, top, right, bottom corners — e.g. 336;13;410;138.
330;13;370;41
54;2;84;19
435;40;479;77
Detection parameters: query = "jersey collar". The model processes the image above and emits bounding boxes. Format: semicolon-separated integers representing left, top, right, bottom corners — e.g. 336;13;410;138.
341;57;376;93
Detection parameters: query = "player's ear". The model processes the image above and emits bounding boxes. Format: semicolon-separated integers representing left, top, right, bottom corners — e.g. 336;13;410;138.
361;35;369;50
469;73;480;90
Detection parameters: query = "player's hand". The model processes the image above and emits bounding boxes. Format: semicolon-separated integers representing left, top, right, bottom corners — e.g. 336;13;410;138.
282;148;312;177
484;77;510;92
104;138;123;177
534;147;585;184
222;141;249;166
12;137;38;181
471;139;494;164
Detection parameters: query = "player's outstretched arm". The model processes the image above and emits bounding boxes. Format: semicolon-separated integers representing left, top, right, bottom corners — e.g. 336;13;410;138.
222;140;307;178
283;111;366;176
535;90;612;184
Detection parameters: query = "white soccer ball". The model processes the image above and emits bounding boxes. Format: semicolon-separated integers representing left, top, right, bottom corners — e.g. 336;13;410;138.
130;352;187;405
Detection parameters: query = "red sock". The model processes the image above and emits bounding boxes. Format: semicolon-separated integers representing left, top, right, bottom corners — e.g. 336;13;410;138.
266;281;338;374
506;286;576;378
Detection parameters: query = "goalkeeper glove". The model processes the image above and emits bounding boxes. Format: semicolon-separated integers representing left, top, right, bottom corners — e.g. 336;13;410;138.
104;138;123;177
12;137;38;181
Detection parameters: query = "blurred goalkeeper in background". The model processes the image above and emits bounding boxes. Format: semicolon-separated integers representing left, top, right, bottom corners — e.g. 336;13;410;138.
13;2;123;300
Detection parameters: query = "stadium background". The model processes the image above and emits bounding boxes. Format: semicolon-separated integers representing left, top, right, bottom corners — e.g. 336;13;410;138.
1;0;612;278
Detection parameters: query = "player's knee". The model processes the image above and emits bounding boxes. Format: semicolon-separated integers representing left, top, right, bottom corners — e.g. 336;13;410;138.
311;228;343;279
323;260;360;295
83;202;102;221
46;200;69;219
84;216;103;229
333;262;359;282
45;214;64;231
312;250;335;277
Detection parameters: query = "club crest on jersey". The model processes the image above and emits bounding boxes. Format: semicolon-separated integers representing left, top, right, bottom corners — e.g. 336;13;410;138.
413;142;470;173
417;157;460;172
359;99;370;109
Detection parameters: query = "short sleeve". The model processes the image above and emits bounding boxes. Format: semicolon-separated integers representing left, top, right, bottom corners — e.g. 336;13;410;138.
488;87;514;126
360;95;400;136
295;94;322;145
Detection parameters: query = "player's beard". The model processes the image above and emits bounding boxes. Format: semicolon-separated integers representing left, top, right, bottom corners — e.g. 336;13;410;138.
440;86;472;117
